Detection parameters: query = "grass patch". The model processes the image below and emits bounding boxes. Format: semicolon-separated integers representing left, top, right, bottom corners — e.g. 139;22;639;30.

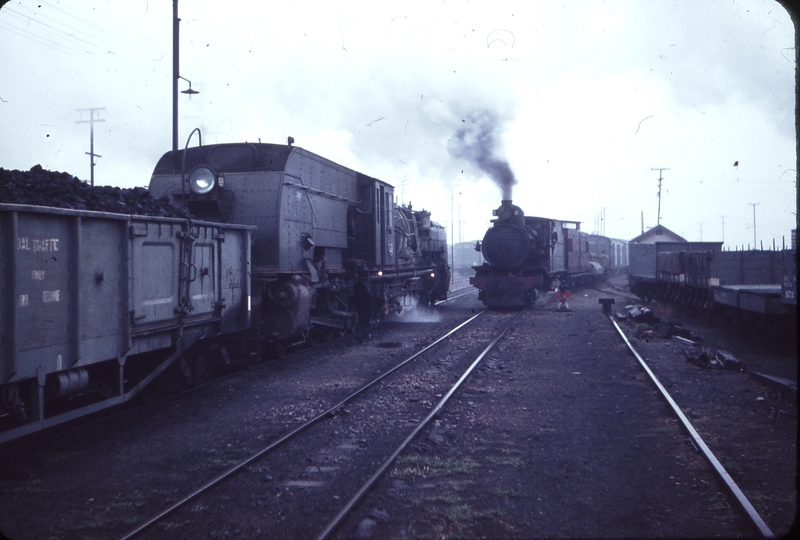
492;487;522;498
486;455;526;467
391;455;480;479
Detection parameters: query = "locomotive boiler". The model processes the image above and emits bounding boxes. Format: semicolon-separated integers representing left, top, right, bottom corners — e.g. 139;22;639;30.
471;200;611;309
148;140;449;349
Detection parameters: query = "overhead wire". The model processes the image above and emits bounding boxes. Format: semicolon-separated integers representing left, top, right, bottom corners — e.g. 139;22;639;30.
1;0;167;75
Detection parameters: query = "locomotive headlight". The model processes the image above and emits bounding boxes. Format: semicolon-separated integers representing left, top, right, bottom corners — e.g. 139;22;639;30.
188;166;216;195
430;272;436;278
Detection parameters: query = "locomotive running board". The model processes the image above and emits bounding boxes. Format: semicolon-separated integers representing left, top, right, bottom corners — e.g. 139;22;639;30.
0;330;206;446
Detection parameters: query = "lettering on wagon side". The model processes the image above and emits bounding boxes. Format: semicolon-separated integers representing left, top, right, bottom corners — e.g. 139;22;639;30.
18;237;60;252
42;290;60;303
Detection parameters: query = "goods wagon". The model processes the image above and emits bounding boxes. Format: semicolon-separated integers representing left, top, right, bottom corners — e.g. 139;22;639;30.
628;241;795;339
0;203;251;443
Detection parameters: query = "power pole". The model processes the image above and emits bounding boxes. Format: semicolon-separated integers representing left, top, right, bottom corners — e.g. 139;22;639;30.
748;203;760;249
719;215;726;243
397;177;408;205
457;204;462;244
450;189;455;284
600;207;607;236
651;167;670;225
76;107;105;186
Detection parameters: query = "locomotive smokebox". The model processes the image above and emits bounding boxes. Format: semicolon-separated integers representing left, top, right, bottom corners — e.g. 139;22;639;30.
482;200;530;268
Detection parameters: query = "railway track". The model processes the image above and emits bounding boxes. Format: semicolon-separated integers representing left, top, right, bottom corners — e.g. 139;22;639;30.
595;280;641;302
0;287;480;453
2;286;792;539
608;314;775;537
120;309;521;539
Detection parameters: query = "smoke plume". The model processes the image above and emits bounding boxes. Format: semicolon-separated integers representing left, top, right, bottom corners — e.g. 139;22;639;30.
449;109;517;200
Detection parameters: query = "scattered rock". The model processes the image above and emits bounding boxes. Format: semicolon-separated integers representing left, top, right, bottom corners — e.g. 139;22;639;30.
624;305;659;324
356;518;377;538
681;346;743;370
368;508;390;522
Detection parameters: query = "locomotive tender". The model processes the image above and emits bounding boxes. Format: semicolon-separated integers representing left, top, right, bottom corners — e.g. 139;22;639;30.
149;140;450;347
470;200;626;309
0;138;449;444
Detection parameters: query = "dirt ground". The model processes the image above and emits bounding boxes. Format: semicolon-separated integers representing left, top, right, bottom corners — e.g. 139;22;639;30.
0;278;796;540
336;281;797;539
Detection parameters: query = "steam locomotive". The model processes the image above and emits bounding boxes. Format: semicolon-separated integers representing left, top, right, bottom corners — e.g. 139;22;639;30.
149;140;450;346
470;200;627;309
0;138;449;444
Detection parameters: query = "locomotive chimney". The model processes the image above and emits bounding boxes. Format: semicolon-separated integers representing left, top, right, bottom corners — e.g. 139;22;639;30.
494;199;524;226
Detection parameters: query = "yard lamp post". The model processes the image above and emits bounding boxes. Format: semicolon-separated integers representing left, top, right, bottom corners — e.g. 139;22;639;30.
172;0;199;154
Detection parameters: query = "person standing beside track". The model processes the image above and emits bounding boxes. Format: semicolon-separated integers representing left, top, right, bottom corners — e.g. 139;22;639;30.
555;283;571;309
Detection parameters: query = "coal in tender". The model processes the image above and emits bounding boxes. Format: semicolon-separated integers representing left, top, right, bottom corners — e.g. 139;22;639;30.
0;165;189;218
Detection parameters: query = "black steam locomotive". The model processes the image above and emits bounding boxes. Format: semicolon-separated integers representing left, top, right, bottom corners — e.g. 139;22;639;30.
149;140;450;347
471;200;626;309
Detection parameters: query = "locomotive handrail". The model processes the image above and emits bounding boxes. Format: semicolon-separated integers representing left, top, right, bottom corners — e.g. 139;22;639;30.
180;127;203;201
282;179;359;204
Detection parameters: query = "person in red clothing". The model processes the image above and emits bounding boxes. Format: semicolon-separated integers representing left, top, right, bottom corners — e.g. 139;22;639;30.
555;283;571;310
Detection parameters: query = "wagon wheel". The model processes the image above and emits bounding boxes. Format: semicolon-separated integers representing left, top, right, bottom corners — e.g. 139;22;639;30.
273;341;288;359
1;384;27;422
307;334;318;347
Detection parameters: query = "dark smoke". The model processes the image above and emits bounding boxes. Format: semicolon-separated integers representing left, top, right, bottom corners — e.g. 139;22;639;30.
449;109;517;200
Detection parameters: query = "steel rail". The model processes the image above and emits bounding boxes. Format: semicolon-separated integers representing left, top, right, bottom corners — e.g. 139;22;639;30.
594;283;640;302
118;310;485;540
608;315;774;538
435;288;478;305
315;310;524;540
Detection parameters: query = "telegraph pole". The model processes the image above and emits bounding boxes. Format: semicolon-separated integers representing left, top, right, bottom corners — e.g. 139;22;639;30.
76;107;105;186
450;189;455;284
748;203;760;249
173;0;179;153
600;207;607;236
651;167;670;225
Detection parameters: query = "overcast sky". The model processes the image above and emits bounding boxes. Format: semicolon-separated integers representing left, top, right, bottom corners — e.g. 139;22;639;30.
1;0;796;249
